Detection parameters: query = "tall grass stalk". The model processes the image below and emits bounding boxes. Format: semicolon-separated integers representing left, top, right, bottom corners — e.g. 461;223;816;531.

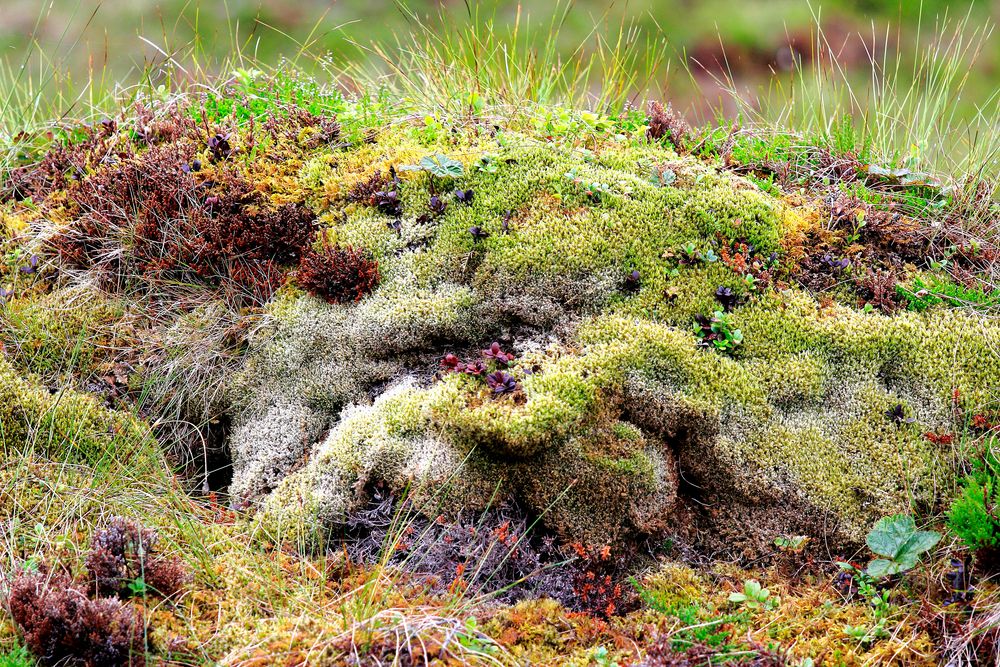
718;5;998;182
337;0;668;119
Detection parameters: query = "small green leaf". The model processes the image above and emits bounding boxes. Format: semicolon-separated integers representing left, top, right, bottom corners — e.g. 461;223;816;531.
775;535;809;551
128;577;149;596
867;514;941;561
420;153;464;178
898;529;942;562
865;558;899;578
866;514;917;558
864;514;941;577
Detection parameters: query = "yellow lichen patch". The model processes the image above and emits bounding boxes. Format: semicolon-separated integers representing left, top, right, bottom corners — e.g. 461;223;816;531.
296;132;484;213
778;201;822;253
0;208;28;238
246;142;312;207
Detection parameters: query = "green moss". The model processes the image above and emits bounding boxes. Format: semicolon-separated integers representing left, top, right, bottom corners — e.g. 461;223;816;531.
611;420;643;442
429;314;744;460
0;356;159;472
743;352;827;407
430;367;602;459
898;273;1000;312
635;562;708;611
612;263;744;324
433;305;969;539
0;286;124;379
948;476;1000;550
255;120;1000;541
462;146;782;285
0;642;33;667
23;88;979;552
948;447;1000;551
735;293;1000;410
292;127;786;307
504;423;677;544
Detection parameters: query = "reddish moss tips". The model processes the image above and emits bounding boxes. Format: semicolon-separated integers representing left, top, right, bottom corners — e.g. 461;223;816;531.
296;241;380;304
568;543;637;619
646;101;691;152
8;569;147;667
48;144;317;303
6;518;189;666
85;517;190;600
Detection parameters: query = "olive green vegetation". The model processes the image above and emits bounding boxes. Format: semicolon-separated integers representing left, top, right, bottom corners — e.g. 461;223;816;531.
0;355;159;472
3;73;997;554
0;286;124;379
193;93;997;550
0;29;997;661
0;644;31;667
948;443;1000;551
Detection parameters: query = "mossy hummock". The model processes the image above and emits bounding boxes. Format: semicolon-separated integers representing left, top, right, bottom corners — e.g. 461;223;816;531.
3;87;996;558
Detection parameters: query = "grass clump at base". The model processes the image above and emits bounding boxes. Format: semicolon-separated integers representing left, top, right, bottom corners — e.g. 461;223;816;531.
0;356;159;473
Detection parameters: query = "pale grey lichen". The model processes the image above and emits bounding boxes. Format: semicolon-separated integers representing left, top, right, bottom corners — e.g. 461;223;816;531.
227;277;497;503
258;380;498;540
229;400;329;501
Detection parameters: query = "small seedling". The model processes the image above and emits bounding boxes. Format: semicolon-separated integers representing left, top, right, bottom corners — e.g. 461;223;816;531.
589;646;618;667
715;286;738;311
474;156;499;174
728;579;779;611
485;371;519;395
400;153;464;178
564;169;611;200
624;270;641;293
885;404;916;426
774;535;810;552
843;620;890;646
861;514;941;578
694;310;743;354
456;617;498;656
647;166;676;187
837;567;893;646
127;577;149;597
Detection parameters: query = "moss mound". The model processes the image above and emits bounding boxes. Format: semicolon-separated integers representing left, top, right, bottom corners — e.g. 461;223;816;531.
0;356;158;472
2;70;999;666
2;79;997;559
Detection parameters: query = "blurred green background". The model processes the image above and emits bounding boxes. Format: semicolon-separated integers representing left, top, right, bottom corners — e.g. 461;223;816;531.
0;0;997;123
